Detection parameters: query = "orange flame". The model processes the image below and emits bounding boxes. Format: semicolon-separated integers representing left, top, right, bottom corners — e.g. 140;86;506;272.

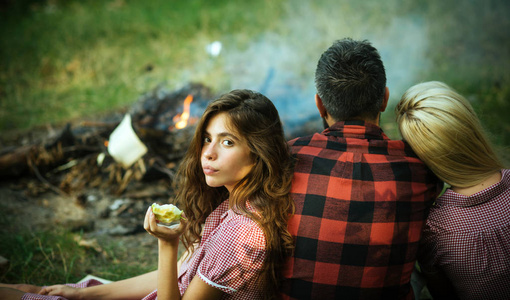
173;94;193;130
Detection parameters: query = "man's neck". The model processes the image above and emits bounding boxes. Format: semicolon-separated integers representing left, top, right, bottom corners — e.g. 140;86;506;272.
328;117;379;127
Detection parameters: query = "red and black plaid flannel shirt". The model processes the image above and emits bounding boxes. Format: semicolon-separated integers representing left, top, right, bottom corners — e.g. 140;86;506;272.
281;120;441;300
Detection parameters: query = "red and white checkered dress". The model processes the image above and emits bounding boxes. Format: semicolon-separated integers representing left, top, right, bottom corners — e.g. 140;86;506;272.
418;169;510;299
21;199;267;300
174;199;266;298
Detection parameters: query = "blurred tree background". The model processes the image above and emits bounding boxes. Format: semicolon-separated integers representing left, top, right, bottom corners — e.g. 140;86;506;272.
1;0;509;162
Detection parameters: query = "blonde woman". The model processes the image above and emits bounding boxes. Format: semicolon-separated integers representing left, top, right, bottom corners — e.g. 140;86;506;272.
396;81;509;300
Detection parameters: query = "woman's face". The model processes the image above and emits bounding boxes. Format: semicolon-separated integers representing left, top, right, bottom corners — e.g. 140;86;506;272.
201;112;255;192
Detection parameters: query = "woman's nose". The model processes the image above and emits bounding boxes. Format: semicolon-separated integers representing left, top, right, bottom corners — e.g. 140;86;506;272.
202;143;217;160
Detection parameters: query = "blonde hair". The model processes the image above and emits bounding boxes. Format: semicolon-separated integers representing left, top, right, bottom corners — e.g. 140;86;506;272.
395;81;503;188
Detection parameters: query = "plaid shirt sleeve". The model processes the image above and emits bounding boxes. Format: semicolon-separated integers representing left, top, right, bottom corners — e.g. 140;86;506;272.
282;122;441;300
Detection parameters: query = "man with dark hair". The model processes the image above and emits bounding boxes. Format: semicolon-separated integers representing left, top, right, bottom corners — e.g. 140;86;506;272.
314;38;387;123
281;38;441;299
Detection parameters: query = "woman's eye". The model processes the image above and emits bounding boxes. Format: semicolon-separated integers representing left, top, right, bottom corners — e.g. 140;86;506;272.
204;137;211;143
222;140;233;146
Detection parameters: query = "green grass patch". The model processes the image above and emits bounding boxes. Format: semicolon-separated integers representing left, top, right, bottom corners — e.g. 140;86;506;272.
0;0;286;131
0;228;157;285
0;230;87;284
0;200;156;284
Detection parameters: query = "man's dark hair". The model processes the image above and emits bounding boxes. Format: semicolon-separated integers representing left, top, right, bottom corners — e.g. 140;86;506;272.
315;38;387;121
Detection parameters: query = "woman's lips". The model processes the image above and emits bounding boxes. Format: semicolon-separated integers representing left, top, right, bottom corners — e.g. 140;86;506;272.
202;166;218;175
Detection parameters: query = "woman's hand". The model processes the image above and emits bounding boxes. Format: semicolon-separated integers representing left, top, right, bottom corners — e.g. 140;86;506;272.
144;206;187;245
39;285;81;299
145;206;186;300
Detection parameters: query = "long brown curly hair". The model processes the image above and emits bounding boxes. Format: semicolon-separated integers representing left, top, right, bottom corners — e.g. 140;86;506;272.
174;89;295;298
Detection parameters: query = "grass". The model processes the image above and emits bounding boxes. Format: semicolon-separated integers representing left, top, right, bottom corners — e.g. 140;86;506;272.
422;0;510;149
0;197;157;285
380;0;510;164
0;228;157;285
0;0;285;131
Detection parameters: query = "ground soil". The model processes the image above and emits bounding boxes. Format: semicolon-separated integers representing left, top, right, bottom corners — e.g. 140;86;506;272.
0;102;192;282
0;175;176;281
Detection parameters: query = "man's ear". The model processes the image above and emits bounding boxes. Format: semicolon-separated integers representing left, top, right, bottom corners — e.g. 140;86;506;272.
380;87;389;112
315;94;328;118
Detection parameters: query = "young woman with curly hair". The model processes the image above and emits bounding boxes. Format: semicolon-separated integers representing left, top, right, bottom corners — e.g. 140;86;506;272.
1;89;295;300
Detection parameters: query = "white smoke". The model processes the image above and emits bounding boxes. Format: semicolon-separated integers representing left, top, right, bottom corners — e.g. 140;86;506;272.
214;1;431;134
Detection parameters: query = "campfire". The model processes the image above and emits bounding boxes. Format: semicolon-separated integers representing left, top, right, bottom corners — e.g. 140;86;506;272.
0;82;323;244
0;81;322;201
0;83;213;197
173;94;194;130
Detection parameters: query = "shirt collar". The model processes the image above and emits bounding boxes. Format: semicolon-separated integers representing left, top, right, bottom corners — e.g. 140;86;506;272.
218;199;260;221
438;169;509;207
324;120;389;140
